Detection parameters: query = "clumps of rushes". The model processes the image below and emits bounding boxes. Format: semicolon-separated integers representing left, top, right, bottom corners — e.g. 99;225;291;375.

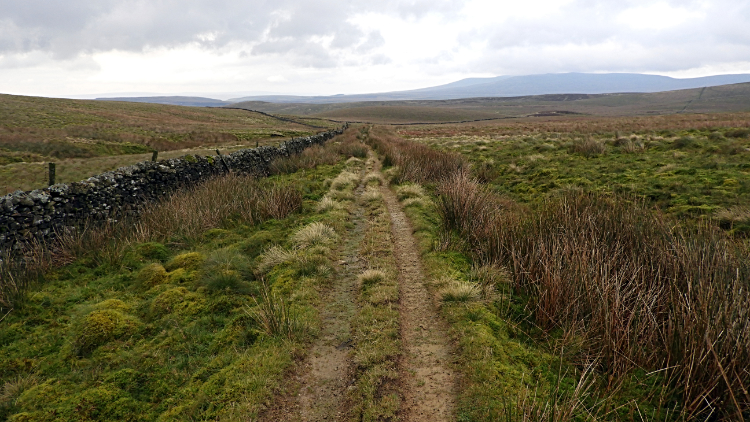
247;284;307;341
291;222;338;249
330;171;360;191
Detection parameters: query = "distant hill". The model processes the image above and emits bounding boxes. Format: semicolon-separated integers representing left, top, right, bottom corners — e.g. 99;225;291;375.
97;96;229;107
228;73;750;104
228;82;750;123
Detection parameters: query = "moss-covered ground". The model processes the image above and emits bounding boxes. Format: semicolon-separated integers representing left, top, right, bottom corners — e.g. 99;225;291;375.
0;159;350;421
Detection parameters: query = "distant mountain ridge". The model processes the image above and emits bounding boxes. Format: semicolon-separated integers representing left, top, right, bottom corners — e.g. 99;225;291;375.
227;73;750;103
94;73;750;106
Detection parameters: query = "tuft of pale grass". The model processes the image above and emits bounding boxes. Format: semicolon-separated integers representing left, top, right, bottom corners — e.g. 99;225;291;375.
257;246;297;273
331;170;360;191
396;184;425;201
358;269;387;287
401;197;429;209
291;222;338;249
715;206;750;223
327;189;355;202
346;157;363;166
317;196;343;212
363;172;384;186
0;374;40;406
570;137;606;157
438;280;480;303
361;186;383;204
469;263;510;299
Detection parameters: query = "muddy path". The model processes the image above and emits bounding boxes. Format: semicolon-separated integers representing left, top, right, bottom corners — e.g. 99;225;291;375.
263;168;368;422
380;185;457;421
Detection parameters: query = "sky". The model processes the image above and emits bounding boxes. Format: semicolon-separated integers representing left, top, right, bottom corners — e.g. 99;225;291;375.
1;0;749;99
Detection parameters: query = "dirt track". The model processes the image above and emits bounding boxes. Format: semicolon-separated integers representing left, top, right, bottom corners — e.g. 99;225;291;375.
381;186;457;421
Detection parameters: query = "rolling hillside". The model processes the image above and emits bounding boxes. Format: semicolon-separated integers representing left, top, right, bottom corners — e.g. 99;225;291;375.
229;82;750;123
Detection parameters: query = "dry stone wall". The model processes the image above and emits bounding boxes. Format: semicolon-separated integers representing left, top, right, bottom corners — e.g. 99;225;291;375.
0;126;346;252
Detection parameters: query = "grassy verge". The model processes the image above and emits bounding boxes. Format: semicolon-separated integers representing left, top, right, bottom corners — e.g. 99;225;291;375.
347;154;402;421
0;133;366;421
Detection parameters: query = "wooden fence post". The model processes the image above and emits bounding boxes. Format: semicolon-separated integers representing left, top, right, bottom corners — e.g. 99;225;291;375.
151;151;158;162
48;162;56;186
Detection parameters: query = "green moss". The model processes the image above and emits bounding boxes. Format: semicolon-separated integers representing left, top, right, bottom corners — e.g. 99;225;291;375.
167;268;193;284
150;287;204;317
74;309;141;355
165;252;205;271
184;154;197;163
134;242;169;262
136;263;168;287
94;299;130;311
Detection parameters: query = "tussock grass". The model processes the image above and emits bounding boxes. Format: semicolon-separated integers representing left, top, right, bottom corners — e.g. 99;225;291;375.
363;172;384;186
316;196;343;212
468;263;509;299
330;170;360;191
395;183;425;201
291;222;338;249
437;279;480;303
360;186;383;204
570;137;607;157
257;246;297;274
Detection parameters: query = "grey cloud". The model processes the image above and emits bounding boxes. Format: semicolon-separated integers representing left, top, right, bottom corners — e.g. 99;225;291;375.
0;0;456;66
466;0;750;74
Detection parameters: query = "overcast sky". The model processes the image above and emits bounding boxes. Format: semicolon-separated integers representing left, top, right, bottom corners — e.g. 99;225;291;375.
1;0;749;98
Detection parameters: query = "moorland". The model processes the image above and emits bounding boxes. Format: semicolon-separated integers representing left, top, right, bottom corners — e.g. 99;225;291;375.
0;91;748;421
